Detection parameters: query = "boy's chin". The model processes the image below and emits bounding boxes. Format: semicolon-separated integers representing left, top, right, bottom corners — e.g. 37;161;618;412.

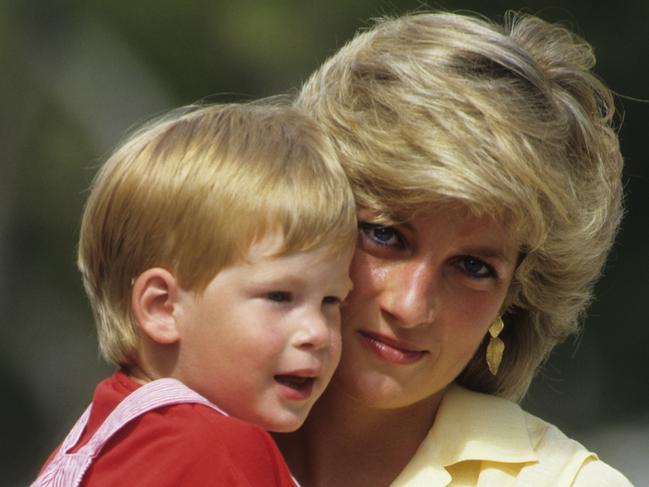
260;409;310;433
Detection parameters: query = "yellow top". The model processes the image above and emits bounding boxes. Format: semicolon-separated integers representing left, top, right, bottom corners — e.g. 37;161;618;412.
391;384;632;486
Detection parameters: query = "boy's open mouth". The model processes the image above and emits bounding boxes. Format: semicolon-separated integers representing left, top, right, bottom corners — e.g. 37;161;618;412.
274;375;315;391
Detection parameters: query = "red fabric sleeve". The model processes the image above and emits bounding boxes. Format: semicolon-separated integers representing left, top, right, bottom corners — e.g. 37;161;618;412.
80;403;295;486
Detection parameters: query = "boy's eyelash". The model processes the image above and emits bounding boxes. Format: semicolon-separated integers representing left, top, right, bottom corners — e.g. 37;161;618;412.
267;293;344;305
322;296;341;305
267;291;291;302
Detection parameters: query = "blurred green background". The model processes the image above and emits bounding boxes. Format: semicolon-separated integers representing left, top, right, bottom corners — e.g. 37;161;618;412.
3;1;647;485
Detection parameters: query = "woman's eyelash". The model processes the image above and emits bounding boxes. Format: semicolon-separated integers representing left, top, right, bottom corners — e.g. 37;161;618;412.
360;222;498;280
455;256;496;278
359;222;402;246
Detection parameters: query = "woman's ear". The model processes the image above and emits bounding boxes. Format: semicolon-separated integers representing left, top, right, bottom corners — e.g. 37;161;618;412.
131;268;181;345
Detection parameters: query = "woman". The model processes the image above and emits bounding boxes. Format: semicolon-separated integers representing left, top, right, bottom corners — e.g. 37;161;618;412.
275;11;631;486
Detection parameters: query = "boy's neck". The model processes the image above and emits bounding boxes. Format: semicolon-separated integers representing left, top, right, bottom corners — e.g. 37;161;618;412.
275;383;444;487
126;336;180;385
123;364;155;385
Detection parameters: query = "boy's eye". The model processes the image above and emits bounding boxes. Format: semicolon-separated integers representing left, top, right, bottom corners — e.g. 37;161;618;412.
322;296;341;305
267;291;291;302
359;222;401;247
456;257;494;278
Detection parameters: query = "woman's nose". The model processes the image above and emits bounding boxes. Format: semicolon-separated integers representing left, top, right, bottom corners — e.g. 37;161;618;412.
382;261;436;328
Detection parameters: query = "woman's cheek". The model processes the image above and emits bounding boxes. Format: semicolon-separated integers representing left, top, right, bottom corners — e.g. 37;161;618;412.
352;250;394;293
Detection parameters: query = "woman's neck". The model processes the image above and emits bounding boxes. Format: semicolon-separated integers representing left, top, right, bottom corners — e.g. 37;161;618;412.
275;384;445;487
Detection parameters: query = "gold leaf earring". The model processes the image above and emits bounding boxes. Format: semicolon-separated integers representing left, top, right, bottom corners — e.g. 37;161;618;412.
486;317;505;375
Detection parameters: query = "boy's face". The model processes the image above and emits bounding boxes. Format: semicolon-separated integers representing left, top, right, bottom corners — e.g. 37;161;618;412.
173;233;354;432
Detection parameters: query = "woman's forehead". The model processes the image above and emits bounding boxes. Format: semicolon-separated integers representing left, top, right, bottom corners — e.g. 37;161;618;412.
361;200;507;223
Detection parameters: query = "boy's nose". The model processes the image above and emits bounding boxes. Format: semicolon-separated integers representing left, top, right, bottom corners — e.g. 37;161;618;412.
294;311;333;350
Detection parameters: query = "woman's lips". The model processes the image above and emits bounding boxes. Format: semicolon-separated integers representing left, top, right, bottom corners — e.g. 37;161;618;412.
357;331;428;364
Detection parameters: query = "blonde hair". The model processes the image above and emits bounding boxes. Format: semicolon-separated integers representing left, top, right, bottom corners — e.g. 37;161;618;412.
296;11;624;400
79;102;356;366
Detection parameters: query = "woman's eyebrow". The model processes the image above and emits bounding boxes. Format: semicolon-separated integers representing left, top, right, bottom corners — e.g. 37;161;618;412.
462;245;517;265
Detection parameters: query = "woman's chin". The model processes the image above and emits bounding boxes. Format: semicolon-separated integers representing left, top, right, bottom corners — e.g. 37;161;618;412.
330;368;414;409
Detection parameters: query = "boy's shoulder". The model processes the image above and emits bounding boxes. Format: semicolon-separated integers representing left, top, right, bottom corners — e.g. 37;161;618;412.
81;374;295;486
134;400;279;456
83;402;294;486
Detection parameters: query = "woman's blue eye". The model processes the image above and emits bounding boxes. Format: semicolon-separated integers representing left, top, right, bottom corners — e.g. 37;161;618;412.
457;257;493;278
359;222;400;246
267;291;291;302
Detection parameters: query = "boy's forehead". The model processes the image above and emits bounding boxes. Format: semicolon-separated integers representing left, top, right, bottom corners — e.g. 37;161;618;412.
244;235;344;266
238;248;354;292
231;231;287;267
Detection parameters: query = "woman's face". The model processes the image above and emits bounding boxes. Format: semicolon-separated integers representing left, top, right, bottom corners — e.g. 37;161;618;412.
333;206;519;409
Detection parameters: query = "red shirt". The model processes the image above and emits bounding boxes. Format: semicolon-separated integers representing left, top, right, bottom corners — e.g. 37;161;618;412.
41;371;296;486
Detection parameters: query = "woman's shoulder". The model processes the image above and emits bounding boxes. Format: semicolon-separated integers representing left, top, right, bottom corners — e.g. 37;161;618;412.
571;458;634;487
518;408;632;486
404;384;633;486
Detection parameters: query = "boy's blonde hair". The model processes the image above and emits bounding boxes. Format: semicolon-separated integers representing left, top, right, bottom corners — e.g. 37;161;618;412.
296;12;623;400
79;102;356;366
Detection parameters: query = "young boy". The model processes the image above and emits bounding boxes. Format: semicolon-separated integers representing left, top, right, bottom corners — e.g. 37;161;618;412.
32;102;357;486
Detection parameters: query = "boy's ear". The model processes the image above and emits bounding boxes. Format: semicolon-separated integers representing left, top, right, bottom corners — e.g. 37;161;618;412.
131;268;181;345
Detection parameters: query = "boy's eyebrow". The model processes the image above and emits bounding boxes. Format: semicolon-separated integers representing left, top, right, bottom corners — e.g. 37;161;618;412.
246;274;310;290
248;274;354;293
